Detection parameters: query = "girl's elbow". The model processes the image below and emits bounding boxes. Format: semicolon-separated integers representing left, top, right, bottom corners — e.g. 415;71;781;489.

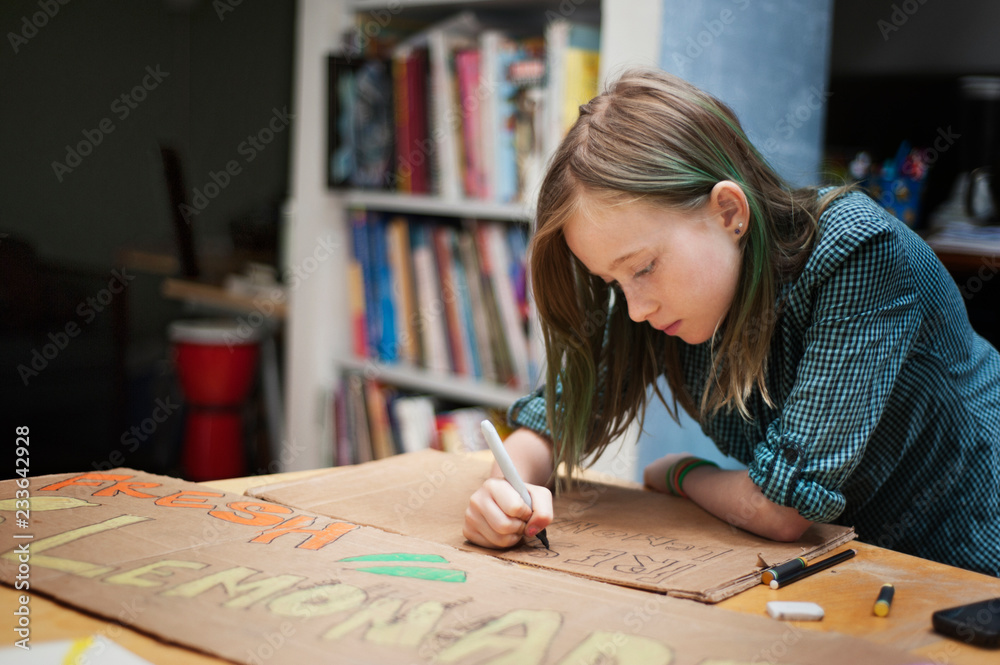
762;510;813;542
768;521;811;542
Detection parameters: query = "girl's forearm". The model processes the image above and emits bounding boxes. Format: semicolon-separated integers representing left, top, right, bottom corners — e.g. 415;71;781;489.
682;466;813;542
489;428;555;487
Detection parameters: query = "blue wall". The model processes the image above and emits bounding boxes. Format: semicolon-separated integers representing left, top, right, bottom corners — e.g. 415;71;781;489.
633;0;833;481
659;0;833;186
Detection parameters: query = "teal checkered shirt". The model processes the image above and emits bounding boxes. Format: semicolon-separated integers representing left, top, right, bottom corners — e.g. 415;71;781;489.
511;190;1000;576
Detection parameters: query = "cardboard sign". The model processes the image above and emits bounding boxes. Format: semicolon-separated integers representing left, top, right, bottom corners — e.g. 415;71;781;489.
0;469;910;665
248;450;855;602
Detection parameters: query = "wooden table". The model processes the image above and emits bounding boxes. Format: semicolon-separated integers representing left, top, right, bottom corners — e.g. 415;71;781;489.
4;466;997;663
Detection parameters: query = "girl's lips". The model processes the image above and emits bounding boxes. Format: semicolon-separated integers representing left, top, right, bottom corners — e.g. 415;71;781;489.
662;320;681;335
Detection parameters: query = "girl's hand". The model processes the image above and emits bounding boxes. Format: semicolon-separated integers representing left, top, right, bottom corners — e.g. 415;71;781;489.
643;452;692;494
463;478;553;549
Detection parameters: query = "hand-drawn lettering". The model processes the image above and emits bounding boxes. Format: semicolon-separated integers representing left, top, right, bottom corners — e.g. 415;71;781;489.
323;598;445;645
612;554;679;577
548;519;598;535
92;481;160;498
268;583;366;619
437;609;562;665
1;515;150;578
637;563;697;585
104;560;207;587
154;490;224;508
554;631;673;665
251;515;357;549
693;548;734;562
163;566;306;608
208;501;292;527
562;549;626;568
39;473;137;493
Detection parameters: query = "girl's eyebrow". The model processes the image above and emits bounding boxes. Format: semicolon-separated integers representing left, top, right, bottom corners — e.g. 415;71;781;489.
609;249;641;271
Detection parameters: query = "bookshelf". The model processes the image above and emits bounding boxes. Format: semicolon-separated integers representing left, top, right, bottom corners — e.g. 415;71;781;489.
282;0;659;472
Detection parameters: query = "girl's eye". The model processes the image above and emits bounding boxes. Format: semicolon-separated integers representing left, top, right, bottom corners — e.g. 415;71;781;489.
634;260;656;278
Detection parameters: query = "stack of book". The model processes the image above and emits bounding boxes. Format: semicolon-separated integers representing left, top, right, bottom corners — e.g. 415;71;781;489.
348;209;538;390
333;374;511;466
328;11;601;204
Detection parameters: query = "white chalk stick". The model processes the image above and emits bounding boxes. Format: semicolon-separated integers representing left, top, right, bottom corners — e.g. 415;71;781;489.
766;601;825;621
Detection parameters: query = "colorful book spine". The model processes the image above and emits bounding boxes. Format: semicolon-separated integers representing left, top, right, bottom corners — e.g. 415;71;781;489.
392;53;412;192
370;212;397;363
350;209;377;361
433;225;468;375
410;222;452;374
455;48;486;199
387;216;420;365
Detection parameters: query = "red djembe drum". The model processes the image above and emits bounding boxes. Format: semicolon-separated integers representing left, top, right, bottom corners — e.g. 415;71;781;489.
169;319;259;481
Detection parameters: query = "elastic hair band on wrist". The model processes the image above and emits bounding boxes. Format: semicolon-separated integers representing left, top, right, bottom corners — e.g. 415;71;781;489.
666;456;719;499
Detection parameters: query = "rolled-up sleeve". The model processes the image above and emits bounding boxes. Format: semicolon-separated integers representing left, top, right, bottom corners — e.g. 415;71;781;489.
748;228;923;523
508;384;552;437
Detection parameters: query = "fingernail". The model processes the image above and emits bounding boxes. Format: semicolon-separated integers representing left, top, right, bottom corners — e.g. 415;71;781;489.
525;526;538;537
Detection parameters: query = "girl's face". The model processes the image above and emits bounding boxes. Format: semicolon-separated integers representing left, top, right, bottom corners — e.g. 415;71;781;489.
563;182;747;345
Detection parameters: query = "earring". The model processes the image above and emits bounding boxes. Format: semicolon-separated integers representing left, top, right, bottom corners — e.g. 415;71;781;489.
735;222;744;236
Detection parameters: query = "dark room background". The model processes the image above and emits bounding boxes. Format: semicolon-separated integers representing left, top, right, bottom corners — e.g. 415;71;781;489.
1;0;296;477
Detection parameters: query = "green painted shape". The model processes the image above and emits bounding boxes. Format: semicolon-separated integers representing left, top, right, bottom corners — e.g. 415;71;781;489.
354;566;467;583
338;553;449;563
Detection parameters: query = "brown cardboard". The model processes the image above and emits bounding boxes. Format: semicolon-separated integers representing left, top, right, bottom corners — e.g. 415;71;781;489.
248;450;855;602
1;469;911;665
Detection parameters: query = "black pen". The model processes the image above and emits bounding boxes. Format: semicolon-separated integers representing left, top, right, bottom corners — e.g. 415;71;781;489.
769;548;857;589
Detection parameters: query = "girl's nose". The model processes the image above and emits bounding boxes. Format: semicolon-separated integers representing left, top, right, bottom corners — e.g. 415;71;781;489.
623;286;657;323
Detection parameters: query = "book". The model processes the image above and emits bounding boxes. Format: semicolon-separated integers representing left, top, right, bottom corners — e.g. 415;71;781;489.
445;226;480;378
506;223;543;382
395;11;482;200
457;226;497;382
391;394;439;453
478;222;532;387
391;52;412;192
544;20;600;160
455;48;486;199
507;39;547;205
349;59;395;189
386;216;420;365
345;372;373;464
392;47;431;193
326;55;360;189
347;258;367;359
350;209;378;360
433;225;471;375
410;222;452;373
369;212;397;362
364;378;396;460
479;29;521;204
332;382;352;466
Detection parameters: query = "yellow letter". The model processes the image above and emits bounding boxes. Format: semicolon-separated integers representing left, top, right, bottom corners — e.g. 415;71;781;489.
1;516;150;578
438;609;561;665
555;631;673;665
324;598;444;645
164;567;305;609
105;560;207;587
268;583;366;619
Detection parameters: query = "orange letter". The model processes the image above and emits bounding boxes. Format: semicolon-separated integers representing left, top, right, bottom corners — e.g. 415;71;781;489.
209;501;292;527
39;473;132;493
93;481;161;498
154;491;223;508
251;516;357;550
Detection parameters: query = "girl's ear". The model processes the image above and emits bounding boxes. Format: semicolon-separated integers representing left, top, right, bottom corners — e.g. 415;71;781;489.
710;180;750;239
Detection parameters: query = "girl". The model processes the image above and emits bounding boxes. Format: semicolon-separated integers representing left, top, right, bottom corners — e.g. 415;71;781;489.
463;68;1000;576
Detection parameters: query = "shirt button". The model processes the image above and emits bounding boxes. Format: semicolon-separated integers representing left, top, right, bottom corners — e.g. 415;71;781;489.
783;448;799;464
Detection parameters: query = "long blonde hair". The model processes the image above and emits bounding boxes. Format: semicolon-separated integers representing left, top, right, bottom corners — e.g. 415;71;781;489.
530;68;846;481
